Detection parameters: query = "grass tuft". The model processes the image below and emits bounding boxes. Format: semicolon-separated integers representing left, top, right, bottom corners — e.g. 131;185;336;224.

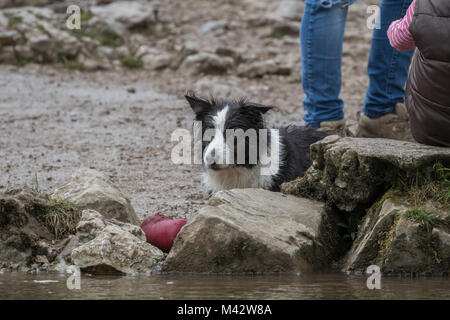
405;207;437;227
7;17;22;28
336;214;359;241
121;56;143;69
72;28;123;47
405;162;450;211
80;11;93;23
272;30;284;39
42;198;81;239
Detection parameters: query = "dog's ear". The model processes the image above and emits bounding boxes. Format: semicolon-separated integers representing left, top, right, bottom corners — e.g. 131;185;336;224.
185;92;211;115
243;102;274;114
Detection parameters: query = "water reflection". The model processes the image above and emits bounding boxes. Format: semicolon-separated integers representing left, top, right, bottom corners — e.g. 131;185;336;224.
0;272;448;300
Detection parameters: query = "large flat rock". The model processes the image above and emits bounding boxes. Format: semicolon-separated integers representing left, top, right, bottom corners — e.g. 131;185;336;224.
282;136;450;212
162;189;342;274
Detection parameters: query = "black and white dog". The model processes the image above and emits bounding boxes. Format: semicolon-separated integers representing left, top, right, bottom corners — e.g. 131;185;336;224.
185;92;328;193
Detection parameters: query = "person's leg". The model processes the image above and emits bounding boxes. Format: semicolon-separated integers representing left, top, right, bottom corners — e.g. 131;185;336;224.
363;0;414;119
300;1;349;128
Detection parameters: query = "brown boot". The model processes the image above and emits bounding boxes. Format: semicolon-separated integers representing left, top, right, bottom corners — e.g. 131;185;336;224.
318;118;346;135
358;103;414;142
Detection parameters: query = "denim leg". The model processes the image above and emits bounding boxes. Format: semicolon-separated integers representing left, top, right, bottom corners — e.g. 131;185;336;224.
363;0;414;119
300;2;348;128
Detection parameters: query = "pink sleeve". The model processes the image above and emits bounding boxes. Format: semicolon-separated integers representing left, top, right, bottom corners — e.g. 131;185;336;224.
387;0;416;51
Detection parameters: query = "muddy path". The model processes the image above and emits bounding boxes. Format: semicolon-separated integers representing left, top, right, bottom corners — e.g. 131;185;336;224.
0;2;374;220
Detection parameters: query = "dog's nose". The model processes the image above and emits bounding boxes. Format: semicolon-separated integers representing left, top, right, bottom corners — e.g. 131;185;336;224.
209;162;220;170
205;150;222;170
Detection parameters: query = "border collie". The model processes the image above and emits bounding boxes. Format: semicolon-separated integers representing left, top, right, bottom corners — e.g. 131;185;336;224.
185;92;328;194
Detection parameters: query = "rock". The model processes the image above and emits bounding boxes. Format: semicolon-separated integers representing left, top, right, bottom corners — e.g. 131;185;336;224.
52;235;79;266
71;209;164;275
0;0;57;8
90;1;158;29
52;168;140;225
215;46;243;63
0;188;81;269
281;136;450;213
141;52;172;70
115;45;130;59
194;78;247;98
162;189;342;273
0;11;7;27
181;52;234;75
76;209;145;242
134;46;172;70
82;58;110;71
13;44;33;60
134;45;159;59
238;59;291;78
343;196;450;275
344;119;360;137
0;45;15;62
97;46;116;60
0;30;20;46
34;255;49;266
198;20;228;36
267;1;305;21
170;41;199;69
271;21;300;37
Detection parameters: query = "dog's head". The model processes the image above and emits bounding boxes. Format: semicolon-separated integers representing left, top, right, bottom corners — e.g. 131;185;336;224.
185;92;273;171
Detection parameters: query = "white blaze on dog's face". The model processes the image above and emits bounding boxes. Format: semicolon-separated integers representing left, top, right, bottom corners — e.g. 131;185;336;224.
203;105;230;169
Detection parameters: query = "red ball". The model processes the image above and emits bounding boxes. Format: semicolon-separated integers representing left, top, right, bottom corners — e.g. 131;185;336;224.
140;214;187;253
141;213;167;229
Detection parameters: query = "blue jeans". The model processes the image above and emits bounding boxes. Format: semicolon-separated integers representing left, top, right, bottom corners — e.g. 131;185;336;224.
300;0;415;128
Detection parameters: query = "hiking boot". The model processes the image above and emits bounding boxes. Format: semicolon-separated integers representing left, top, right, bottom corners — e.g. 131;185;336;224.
358;103;414;142
318;118;346;133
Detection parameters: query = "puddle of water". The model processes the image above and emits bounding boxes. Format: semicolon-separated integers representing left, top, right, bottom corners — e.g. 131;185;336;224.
0;272;448;300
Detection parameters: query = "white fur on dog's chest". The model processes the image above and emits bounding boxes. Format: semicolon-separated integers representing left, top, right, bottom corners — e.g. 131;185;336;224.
203;166;273;193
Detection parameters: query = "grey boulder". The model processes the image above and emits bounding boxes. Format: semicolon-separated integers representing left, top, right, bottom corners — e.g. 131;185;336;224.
52;168;140;225
163;189;342;274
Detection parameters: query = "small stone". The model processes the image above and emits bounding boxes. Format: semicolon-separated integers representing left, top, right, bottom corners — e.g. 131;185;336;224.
34;255;50;266
0;46;15;63
238;59;291;78
0;30;21;46
182;52;234;75
267;1;305;21
141;53;172;70
194;78;247;98
198;20;228;36
90;1;157;29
